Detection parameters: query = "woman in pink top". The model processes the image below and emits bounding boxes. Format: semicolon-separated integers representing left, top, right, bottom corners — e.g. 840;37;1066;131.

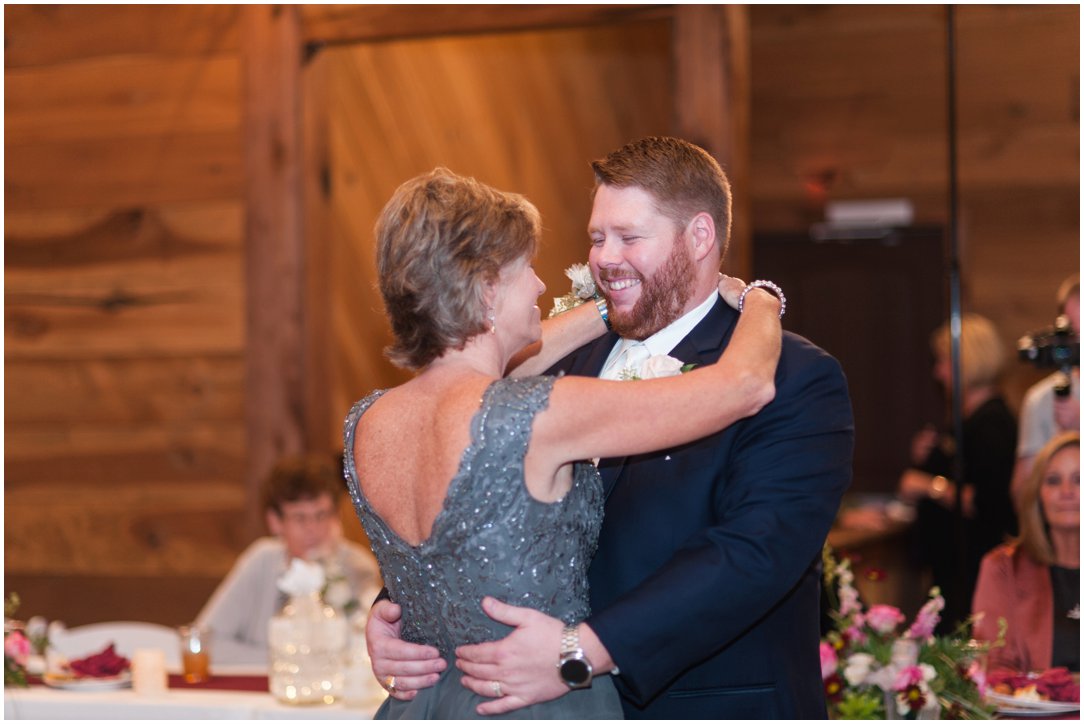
972;431;1079;672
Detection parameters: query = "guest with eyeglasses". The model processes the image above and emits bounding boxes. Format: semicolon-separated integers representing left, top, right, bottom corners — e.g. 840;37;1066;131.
196;454;381;665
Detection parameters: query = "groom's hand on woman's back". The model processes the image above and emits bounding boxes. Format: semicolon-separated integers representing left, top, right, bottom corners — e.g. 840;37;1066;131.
366;600;447;700
456;597;570;715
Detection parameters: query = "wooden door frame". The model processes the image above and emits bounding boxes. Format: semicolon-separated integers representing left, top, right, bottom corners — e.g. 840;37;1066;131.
239;4;750;534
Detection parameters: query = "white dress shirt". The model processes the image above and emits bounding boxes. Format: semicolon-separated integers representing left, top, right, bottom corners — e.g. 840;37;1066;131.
599;291;720;379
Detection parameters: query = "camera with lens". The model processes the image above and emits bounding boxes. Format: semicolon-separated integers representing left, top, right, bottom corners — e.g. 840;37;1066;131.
1018;314;1080;397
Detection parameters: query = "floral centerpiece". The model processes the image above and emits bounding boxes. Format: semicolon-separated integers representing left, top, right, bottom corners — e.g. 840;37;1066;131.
820;547;998;719
4;593;30;687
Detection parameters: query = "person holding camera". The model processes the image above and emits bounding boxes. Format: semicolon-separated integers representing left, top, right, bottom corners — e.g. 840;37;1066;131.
1012;275;1080;506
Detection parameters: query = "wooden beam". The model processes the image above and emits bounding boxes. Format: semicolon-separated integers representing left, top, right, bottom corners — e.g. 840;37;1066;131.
672;5;752;281
300;50;334;453
299;4;668;47
241;5;306;537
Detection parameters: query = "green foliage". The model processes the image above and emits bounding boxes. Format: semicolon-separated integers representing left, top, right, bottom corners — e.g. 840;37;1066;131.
836;690;884;719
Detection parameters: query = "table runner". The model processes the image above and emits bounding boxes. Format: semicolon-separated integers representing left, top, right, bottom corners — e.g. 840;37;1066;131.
28;673;269;693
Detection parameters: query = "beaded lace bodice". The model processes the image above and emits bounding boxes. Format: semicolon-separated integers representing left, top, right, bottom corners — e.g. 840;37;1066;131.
343;376;604;656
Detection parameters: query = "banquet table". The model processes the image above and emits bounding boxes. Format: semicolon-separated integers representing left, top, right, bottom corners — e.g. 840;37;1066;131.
4;669;387;720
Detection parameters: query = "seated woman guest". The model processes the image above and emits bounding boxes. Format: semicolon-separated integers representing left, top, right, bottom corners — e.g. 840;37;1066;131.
344;167;782;718
972;431;1079;672
197;454;381;665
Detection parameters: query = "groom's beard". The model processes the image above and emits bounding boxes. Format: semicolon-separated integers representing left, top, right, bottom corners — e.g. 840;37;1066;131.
607;235;694;341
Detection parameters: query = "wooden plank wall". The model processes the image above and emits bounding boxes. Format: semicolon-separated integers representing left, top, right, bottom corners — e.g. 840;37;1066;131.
5;5;248;626
4;4;1078;626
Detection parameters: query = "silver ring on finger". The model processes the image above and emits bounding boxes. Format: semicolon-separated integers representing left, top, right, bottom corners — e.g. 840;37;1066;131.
491;680;503;698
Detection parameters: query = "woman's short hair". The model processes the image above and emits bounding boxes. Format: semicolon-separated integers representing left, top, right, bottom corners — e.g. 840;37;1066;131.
261;454;344;517
930;313;1005;390
376;168;541;369
590;136;732;259
1016;431;1079;565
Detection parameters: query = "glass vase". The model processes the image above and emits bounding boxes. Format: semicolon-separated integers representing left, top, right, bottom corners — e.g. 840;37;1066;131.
268;591;348;705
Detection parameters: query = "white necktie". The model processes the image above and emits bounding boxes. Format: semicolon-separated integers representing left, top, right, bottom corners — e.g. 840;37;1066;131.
601;341;650;381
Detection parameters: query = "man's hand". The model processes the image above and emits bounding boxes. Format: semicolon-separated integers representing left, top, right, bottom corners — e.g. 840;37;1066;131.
366;599;446;700
455;597;569;715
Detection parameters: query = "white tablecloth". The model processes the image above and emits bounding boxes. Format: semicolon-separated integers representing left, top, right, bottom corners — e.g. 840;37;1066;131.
4;682;386;720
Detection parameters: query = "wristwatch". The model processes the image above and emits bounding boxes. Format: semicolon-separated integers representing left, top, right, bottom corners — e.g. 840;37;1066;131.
557;623;594;689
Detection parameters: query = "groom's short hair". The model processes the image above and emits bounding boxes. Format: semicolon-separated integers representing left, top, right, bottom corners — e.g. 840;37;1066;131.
590;136;732;258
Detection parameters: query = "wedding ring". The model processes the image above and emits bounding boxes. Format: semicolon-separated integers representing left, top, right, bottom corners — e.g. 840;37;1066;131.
384;675;397;693
491;680;503;697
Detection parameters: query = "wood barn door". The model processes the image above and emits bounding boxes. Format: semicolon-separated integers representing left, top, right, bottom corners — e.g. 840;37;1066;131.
302;19;674;451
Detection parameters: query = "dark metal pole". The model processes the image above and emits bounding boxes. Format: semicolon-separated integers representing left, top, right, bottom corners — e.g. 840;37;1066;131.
945;5;968;627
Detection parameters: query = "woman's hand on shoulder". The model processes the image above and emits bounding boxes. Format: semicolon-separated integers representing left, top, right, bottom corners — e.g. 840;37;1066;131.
718;274;747;309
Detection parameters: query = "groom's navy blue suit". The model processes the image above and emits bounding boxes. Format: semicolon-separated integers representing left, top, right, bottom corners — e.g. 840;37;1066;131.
552;298;854;719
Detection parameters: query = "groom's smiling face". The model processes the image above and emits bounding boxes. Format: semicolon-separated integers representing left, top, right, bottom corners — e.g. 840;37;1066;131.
588;184;694;340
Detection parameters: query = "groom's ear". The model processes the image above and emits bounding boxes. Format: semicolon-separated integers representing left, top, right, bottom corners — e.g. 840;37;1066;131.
687;212;717;261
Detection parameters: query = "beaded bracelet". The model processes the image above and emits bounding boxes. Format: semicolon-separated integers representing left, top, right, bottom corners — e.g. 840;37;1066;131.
738;280;786;318
593;293;613;331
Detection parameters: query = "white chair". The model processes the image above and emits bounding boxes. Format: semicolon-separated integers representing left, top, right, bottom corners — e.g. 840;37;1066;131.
49;621;181;668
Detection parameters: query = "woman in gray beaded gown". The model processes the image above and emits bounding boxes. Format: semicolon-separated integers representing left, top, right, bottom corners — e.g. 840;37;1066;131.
344;168;782;719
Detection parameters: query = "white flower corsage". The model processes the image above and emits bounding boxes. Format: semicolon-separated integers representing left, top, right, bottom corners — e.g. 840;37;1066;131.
620;354;697;381
549;263;597;318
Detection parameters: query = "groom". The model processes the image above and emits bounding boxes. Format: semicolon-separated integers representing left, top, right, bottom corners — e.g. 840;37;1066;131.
367;137;854;718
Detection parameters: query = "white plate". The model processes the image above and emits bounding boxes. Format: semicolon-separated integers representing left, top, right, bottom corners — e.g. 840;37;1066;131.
986;691;1079;715
42;671;132;691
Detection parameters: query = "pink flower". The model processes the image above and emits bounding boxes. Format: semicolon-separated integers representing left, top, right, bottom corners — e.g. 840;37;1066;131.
5;631;30;666
839;585;861;617
905;589;944;640
893;664;926;690
845;625;868;646
967;659;987;696
819;641;838;680
893;664;937;715
865;604;906;634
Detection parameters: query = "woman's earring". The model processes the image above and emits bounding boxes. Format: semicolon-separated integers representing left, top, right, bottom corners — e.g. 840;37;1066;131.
487;309;496;334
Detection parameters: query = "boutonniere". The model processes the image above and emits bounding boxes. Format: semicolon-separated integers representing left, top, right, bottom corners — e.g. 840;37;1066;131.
620;354;697;381
549;263;597;317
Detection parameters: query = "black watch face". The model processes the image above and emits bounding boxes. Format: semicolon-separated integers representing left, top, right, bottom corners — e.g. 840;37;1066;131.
561;658;591;685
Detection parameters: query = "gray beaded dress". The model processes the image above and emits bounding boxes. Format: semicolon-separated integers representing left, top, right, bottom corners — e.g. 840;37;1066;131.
344;375;622;719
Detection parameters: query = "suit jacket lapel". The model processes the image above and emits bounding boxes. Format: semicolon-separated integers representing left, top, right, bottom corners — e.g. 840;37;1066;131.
597;298;739;500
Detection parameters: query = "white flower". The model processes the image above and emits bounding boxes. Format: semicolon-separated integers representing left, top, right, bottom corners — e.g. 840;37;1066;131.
277;558;326;597
866;663;900;691
564;263;597;300
640;355;686;379
843;653;876;687
323;579;353;610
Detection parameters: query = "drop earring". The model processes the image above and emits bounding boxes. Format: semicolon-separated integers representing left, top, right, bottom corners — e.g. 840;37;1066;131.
487;309;496;334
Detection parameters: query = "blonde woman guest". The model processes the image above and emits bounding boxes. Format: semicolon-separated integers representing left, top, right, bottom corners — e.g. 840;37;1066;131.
972;432;1079;673
898;314;1018;632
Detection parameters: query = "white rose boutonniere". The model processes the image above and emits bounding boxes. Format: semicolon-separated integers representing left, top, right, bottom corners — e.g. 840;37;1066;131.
621;354;697;381
549;263;598;318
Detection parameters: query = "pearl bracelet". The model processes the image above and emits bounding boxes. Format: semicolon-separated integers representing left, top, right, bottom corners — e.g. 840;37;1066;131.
738;280;786;318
